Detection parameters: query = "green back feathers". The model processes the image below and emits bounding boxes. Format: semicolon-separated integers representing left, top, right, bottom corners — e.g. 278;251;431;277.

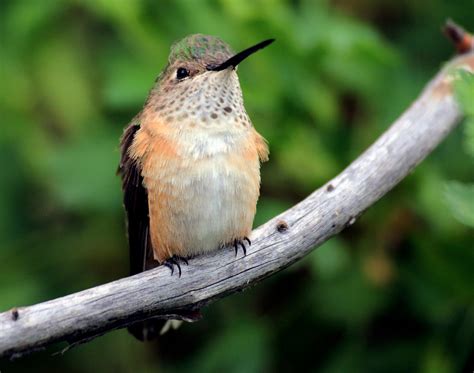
169;34;234;66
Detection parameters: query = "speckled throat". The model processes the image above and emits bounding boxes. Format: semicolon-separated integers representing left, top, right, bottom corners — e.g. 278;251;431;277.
153;69;251;130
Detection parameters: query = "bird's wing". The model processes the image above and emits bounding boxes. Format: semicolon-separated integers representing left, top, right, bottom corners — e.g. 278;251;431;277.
118;123;168;341
118;122;153;275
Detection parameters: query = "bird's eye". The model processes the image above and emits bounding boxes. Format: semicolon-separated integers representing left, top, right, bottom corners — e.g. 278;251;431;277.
176;67;190;80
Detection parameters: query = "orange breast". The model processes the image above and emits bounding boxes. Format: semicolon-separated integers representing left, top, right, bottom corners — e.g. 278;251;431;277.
130;120;267;262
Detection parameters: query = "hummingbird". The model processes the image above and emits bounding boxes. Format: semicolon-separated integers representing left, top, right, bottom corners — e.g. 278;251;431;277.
118;34;273;340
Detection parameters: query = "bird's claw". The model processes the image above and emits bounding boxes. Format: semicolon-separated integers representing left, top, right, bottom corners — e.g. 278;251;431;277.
233;237;251;257
163;255;189;277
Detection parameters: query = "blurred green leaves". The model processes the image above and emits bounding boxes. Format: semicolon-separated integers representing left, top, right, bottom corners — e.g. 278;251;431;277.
185;320;270;373
1;0;473;372
45;130;121;212
444;70;474;227
102;55;159;109
310;238;351;280
444;181;474;227
455;70;474;157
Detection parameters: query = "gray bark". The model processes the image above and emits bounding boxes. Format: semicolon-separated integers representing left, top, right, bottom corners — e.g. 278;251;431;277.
1;52;473;360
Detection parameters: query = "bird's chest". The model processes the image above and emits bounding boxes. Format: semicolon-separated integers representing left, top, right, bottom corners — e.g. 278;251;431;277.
142;128;260;253
153;131;259;213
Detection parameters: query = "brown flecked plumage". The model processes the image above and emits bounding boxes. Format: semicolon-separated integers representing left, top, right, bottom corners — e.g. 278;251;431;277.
118;34;273;340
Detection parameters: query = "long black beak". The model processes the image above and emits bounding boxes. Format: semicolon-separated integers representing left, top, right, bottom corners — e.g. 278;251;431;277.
207;39;275;71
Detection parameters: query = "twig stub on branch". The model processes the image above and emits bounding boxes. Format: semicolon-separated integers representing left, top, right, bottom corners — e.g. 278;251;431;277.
444;19;474;54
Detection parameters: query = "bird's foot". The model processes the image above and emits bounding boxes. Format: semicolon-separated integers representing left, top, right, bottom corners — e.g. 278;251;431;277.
163;255;189;277
233;237;251;257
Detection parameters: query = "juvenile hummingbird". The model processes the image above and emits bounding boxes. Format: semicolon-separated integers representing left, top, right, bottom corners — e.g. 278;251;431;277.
118;34;273;339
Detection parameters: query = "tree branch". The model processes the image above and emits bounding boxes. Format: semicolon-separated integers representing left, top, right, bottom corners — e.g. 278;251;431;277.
1;39;473;361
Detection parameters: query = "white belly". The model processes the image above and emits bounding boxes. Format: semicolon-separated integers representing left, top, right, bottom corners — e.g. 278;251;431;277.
141;124;262;261
162;153;258;255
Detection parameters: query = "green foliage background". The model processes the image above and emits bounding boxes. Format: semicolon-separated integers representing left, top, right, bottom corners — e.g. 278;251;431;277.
0;0;473;372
